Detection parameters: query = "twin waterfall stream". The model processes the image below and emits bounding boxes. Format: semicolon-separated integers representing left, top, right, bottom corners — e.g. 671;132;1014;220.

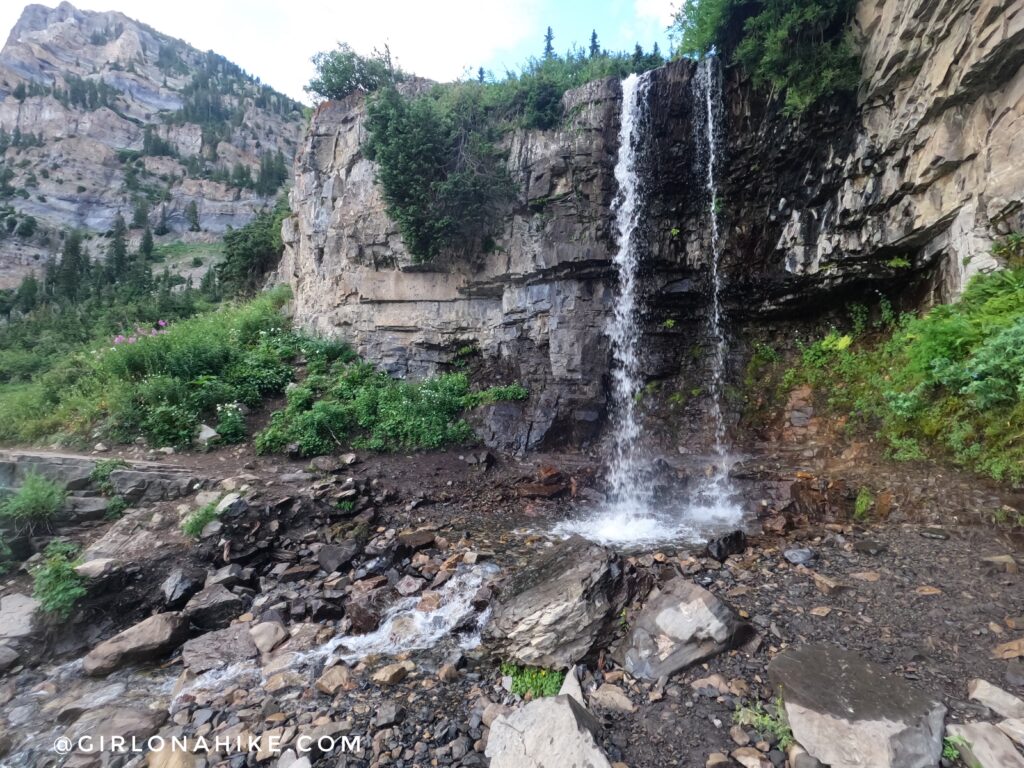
556;60;742;547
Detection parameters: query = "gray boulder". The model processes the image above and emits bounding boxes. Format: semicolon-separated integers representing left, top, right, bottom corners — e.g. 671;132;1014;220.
0;593;39;641
0;643;19;673
183;584;243;629
83;612;189;676
182;624;258;672
768;645;946;768
620;578;752;680
486;694;612;768
485;536;632;668
947;723;1024;768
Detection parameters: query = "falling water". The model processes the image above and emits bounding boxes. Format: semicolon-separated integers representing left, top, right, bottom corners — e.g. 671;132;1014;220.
691;56;739;517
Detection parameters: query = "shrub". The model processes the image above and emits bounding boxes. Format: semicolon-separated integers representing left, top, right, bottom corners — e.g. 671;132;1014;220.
215;402;246;444
105;496;128;519
673;0;860;115
182;500;219;538
33;541;87;619
306;44;404;101
853;487;873;520
255;365;528;457
499;663;565;699
0;471;66;533
90;458;128;495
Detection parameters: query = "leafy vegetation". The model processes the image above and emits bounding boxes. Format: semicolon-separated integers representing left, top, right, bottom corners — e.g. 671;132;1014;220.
673;0;860;115
33;541;87;619
942;734;969;762
216;197;289;296
854;486;873;520
90;458;129;495
784;241;1024;486
312;32;664;262
0;471;66;534
255;364;527;457
734;698;794;750
182;499;220;538
499;663;566;699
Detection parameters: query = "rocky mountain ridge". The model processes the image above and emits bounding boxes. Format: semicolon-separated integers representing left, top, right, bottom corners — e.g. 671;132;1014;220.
0;2;305;287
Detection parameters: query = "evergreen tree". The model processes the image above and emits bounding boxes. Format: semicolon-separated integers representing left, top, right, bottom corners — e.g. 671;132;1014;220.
140;225;154;260
14;273;38;312
13;82;26;102
131;197;149;228
589;30;601;57
186;200;201;231
107;214;128;278
477;67;485;84
543;27;555;60
56;231;85;302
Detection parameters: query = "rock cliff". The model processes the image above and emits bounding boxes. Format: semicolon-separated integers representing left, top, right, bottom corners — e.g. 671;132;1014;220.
281;0;1024;452
0;2;305;286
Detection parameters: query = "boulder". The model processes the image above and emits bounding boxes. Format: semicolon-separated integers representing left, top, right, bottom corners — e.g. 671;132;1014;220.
485;536;633;668
161;567;205;609
183;584;243;629
250;621;288;654
768;645;946;768
83;612;189;676
64;706;167;760
968;678;1024;719
946;722;1024;768
0;593;39;641
0;643;20;673
317;541;361;573
620;578;752;680
181;624;258;672
315;664;355;695
485;694;612;768
706;530;746;562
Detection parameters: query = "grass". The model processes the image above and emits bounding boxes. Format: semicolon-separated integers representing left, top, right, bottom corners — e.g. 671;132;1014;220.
33;541;87;619
0;471;66;534
181;499;220;538
854;487;873;521
90;458;128;495
734;698;794;750
943;734;969;762
255;364;528;457
783;248;1024;487
499;663;565;699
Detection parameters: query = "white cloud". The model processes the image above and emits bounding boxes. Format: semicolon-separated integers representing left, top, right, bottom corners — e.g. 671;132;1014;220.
633;0;676;26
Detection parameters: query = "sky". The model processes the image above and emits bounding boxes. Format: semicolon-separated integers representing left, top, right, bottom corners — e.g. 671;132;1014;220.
0;0;680;103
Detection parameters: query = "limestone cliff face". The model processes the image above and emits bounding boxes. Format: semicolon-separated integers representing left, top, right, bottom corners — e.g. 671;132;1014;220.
0;2;305;287
283;0;1024;452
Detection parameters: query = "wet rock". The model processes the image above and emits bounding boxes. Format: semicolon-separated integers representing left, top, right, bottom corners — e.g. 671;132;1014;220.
486;694;611;768
707;530;746;562
486;536;632;668
968;679;1024;718
182;624;258;672
768;645;945;768
318;541;361;573
346;600;380;634
0;593;39;641
946;722;1024;768
83;612;189;676
64;707;167;761
783;548;817;566
395;575;425;596
161;567;205;609
250;621;289;654
620;578;752;680
0;644;19;673
183;584;244;630
315;664;355;694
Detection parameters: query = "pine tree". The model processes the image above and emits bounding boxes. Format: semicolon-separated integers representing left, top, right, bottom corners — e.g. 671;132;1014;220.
131;197;149;229
477;67;485;83
15;273;38;312
589;30;601;58
543;27;555;60
56;231;85;302
107;214;128;279
140;225;154;260
13;82;26;102
186;200;201;232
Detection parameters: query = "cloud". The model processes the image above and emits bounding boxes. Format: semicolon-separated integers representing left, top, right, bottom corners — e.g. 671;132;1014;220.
633;0;677;26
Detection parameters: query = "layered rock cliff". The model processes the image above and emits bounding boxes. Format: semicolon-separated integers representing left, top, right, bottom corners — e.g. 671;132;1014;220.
0;2;305;286
281;0;1024;452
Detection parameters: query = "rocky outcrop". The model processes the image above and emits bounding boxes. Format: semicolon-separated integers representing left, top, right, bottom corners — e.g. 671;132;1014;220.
484;537;634;668
619;578;752;680
0;2;304;287
282;0;1024;451
768;644;946;768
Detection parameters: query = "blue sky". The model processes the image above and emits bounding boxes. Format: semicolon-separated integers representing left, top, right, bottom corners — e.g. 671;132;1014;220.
0;1;678;102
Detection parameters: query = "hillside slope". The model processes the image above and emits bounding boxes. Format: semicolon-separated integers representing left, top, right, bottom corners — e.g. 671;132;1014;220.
0;1;305;287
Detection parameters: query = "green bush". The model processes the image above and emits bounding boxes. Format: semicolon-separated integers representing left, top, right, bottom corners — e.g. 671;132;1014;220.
784;262;1024;486
734;698;794;750
0;471;66;533
673;0;860;115
33;541;87;619
90;458;128;495
215;403;246;444
306;44;404;101
256;365;528;457
499;663;565;699
182;500;219;538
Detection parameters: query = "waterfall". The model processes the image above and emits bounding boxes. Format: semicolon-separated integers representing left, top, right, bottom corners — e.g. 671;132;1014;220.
552;63;742;547
605;71;653;510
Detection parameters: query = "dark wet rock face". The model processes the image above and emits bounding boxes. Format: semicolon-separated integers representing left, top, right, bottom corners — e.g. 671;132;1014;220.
620;578;752;681
485;536;636;668
768;645;946;768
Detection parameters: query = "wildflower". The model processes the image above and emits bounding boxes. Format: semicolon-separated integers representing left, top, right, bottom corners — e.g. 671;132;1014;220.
127;336;137;344
158;319;167;327
113;334;126;344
